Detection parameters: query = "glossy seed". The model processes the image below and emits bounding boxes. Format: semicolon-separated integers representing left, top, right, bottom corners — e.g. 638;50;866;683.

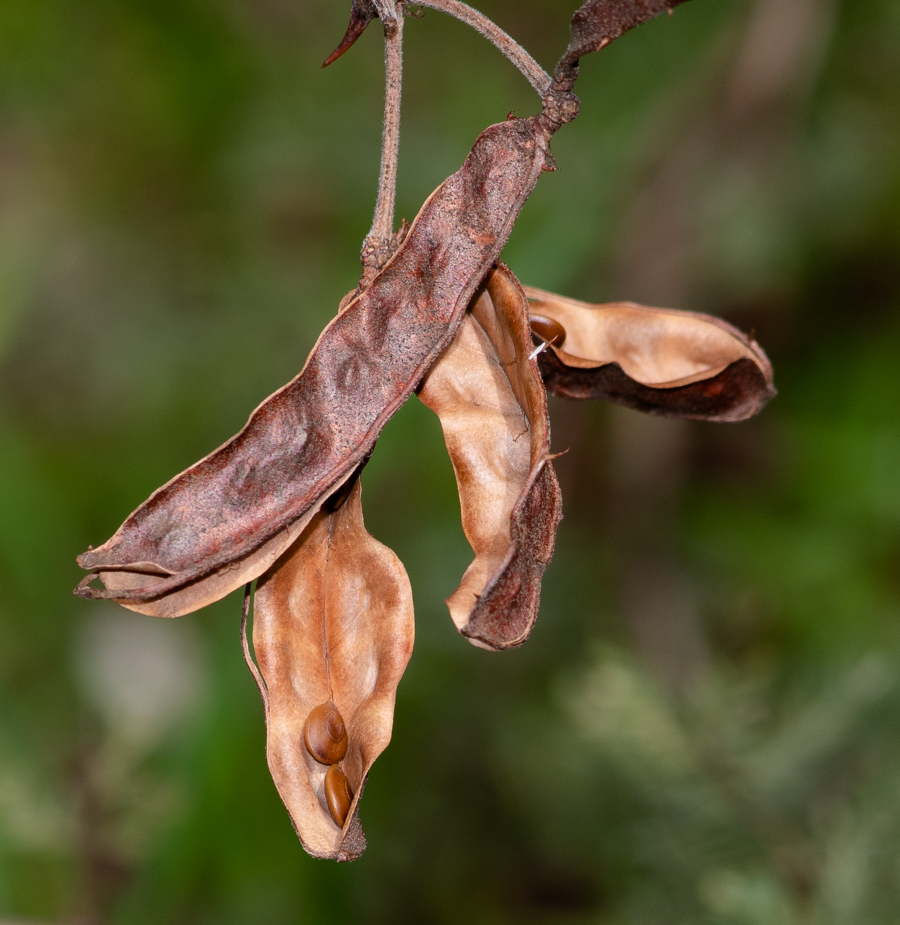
324;764;353;827
529;314;566;348
304;702;348;765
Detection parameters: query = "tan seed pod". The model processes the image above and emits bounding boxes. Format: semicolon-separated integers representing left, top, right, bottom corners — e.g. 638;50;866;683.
324;765;354;828
247;479;414;861
419;264;562;651
525;286;775;422
304;702;349;765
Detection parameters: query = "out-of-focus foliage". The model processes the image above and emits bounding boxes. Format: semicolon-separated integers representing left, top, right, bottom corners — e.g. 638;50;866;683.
1;0;899;922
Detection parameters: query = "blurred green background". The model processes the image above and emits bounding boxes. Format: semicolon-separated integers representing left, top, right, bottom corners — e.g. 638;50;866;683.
2;0;900;922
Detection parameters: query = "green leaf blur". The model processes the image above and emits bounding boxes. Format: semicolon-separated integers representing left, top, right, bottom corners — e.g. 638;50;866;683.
1;0;899;922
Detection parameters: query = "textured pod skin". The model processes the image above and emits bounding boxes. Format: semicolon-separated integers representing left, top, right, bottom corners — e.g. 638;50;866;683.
419;265;562;650
538;352;773;421
75;116;552;615
562;0;692;69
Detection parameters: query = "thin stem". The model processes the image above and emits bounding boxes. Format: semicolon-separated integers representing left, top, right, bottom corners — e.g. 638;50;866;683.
413;0;550;95
363;3;404;267
360;0;553;282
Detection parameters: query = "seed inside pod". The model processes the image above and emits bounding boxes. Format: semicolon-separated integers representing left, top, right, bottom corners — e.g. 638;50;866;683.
324;764;353;827
304;702;348;765
529;314;566;348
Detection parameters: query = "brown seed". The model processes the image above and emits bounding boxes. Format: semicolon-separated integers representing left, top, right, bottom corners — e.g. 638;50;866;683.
304;702;348;765
529;314;566;347
324;764;353;828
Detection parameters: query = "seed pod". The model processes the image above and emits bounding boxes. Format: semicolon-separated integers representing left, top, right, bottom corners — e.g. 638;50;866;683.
246;478;414;861
525;287;775;422
75;115;551;617
529;314;566;347
325;765;354;828
419;264;562;650
304;702;349;765
561;0;691;71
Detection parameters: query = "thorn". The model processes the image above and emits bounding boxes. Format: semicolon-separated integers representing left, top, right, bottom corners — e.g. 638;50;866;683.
528;334;559;361
323;1;377;68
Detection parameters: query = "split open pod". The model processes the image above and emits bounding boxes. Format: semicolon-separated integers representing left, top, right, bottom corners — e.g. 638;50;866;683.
419;265;562;651
244;478;414;861
525;287;775;422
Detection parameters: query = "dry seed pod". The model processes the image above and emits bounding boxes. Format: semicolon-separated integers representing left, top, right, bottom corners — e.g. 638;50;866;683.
245;479;413;861
561;0;691;70
525;287;775;422
324;765;354;828
75;116;551;617
419;264;561;650
304;702;349;765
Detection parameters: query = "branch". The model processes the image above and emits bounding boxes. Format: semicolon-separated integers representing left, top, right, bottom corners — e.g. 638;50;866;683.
361;3;405;280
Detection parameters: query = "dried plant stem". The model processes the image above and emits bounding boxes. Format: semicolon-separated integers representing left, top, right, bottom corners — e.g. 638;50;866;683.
360;0;551;281
414;0;550;95
361;3;405;278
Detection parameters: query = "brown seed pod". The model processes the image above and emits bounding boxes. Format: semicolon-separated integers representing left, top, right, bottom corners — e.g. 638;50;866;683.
529;314;566;347
325;765;354;828
525;286;775;422
304;702;349;765
561;0;691;71
247;479;414;860
75;115;551;618
419;264;562;651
